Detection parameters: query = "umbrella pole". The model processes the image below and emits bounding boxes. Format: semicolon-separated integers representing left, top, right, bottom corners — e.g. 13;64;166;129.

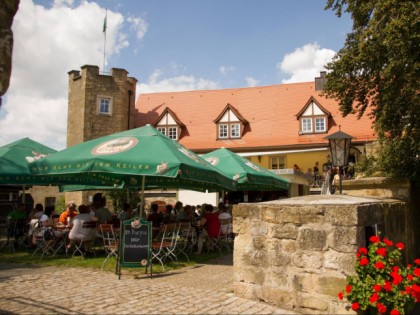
139;175;145;219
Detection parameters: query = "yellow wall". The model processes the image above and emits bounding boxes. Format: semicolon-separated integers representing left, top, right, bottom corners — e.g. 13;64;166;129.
248;150;330;175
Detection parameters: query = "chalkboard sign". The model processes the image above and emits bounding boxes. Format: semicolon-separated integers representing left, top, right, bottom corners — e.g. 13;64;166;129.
120;218;151;268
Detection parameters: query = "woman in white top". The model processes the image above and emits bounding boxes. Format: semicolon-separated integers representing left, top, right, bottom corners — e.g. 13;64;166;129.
67;204;98;253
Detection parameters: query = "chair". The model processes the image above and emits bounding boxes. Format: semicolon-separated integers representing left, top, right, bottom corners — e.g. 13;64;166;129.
206;218;231;256
3;219;28;252
99;224;118;270
31;230;49;259
72;221;97;259
150;223;180;270
176;222;192;262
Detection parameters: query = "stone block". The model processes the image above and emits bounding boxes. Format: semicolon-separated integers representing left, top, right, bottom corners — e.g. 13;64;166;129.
240;249;269;267
282;206;326;224
261;205;281;224
297;293;329;310
292;251;323;269
265;269;289;288
270;250;291;267
298;227;328;250
325;205;359;226
318;276;347;297
328;226;360;253
234;267;265;285
249;221;269;236
281;239;298;252
232;218;249;234
234;281;262;300
272;223;298;239
261;287;295;310
293;272;318;293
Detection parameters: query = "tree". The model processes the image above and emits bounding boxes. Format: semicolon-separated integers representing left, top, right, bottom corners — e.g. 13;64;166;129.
323;0;420;182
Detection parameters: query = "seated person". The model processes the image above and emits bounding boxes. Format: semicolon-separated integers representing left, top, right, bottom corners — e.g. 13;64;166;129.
218;203;232;235
7;204;28;247
118;202;132;222
92;193;112;224
28;203;44;221
195;204;221;254
59;202;78;225
147;203;163;227
67;204;98;254
163;204;176;224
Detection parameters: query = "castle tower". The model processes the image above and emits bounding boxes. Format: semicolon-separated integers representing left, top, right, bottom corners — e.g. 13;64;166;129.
67;65;137;146
66;65;138;205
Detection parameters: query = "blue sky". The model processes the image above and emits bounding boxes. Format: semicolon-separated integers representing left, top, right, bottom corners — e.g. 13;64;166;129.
0;0;352;149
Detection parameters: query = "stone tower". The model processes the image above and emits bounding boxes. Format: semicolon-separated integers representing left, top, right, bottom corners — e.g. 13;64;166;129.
66;65;137;205
67;65;137;146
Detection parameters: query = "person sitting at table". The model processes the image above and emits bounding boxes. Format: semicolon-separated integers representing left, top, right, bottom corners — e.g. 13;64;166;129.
59;202;78;225
7;203;28;248
92;193;112;225
147;203;163;227
195;204;221;255
218;203;232;235
163;204;176;224
28;203;44;221
67;204;98;254
38;205;59;254
118;202;132;221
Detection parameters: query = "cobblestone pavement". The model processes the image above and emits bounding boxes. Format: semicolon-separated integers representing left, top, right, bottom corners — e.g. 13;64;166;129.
0;254;299;314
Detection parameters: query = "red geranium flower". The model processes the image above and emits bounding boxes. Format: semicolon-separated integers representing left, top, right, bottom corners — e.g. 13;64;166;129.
356;253;360;258
375;261;385;269
369;292;379;303
352;302;360;311
392;273;403;285
414;258;420;265
373;284;382;292
377;303;387;314
392;266;399;272
358;247;368;255
370;236;380;243
359;257;369;266
396;242;404;250
408;274;414;281
414;268;420;277
376;247;387;256
338;292;343;300
383;238;393;246
412;284;420;302
345;285;352;293
384;281;392;292
390;309;400;315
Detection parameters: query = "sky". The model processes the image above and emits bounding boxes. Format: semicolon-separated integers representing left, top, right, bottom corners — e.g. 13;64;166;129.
0;0;352;150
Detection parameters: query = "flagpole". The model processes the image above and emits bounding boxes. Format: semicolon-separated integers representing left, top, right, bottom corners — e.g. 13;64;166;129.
102;9;107;74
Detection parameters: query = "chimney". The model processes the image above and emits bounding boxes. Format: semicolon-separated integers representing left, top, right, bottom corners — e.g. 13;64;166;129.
315;71;327;91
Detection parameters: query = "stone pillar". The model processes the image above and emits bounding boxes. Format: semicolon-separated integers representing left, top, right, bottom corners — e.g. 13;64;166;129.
233;195;407;314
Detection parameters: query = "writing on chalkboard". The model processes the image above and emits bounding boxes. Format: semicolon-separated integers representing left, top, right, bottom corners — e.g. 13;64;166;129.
120;219;151;268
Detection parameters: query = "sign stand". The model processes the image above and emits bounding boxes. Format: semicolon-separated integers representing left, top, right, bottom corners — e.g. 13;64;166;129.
117;218;152;279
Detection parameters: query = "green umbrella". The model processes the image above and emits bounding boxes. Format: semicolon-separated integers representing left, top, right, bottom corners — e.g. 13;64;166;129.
30;125;236;192
0;138;57;185
202;148;289;191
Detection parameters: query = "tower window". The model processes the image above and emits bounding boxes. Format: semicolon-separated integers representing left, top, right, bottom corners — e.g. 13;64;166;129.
97;96;113;115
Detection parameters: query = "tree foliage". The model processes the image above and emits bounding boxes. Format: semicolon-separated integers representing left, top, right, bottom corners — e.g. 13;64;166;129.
323;0;420;182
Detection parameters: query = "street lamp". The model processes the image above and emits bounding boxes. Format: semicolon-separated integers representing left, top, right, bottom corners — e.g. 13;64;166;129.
324;126;353;194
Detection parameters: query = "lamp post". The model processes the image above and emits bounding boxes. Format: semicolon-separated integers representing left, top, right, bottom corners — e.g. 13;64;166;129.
324;126;353;194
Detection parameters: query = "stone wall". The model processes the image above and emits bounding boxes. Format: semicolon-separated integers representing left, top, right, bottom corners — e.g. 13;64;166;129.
233;195;408;314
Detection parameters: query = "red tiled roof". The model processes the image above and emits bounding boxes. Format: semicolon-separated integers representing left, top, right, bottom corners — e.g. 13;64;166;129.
135;81;376;152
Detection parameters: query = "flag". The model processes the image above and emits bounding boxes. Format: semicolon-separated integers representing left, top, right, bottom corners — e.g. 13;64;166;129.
102;10;107;33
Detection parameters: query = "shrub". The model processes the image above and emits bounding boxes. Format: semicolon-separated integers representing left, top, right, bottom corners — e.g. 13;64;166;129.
338;236;420;315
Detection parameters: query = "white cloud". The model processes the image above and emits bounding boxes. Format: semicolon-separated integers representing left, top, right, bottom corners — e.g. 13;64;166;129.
277;43;336;83
138;69;219;94
127;16;148;40
219;66;235;75
245;77;259;87
0;0;134;150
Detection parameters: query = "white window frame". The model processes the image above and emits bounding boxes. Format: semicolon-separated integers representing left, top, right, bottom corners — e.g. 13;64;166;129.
219;124;228;139
230;123;240;138
157;127;166;136
315;117;326;132
301;118;312;133
168;127;178;140
97;96;113;116
270;156;286;170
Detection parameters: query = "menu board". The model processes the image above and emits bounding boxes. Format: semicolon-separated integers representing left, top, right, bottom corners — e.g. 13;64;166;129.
121;219;151;268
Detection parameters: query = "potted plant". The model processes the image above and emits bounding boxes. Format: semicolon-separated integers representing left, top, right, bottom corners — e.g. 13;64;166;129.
338;236;420;315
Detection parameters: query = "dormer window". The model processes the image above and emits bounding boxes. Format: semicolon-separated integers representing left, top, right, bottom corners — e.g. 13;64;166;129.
153;107;185;141
214;104;249;140
296;97;330;134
